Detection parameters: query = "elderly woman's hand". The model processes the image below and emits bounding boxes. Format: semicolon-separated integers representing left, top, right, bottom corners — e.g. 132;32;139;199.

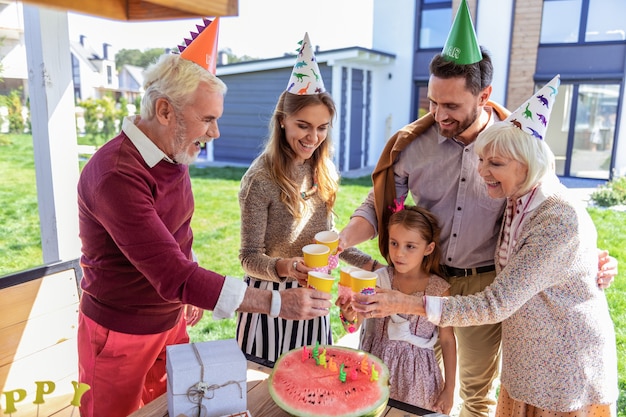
351;288;426;318
597;249;618;289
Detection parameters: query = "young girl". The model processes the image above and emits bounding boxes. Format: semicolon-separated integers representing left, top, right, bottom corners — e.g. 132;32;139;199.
338;204;456;414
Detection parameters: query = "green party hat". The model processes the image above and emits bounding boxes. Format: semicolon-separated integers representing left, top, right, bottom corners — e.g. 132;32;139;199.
441;0;482;64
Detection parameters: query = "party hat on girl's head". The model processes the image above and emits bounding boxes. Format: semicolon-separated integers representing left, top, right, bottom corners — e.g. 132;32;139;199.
178;17;220;74
441;0;482;64
505;75;561;140
286;32;326;95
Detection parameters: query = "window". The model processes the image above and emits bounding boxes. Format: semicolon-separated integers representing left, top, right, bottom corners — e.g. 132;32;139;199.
540;0;626;44
419;1;452;49
546;81;618;179
415;84;430;120
71;54;81;101
540;0;581;43
585;0;626;41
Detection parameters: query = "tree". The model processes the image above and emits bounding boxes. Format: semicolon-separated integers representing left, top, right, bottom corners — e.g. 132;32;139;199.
2;89;25;134
115;48;169;70
0;36;5;82
115;46;260;70
117;96;128;129
78;96;123;147
219;47;259;64
99;96;117;140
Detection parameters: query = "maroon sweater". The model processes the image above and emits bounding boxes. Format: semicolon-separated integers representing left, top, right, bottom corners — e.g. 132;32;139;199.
78;132;225;334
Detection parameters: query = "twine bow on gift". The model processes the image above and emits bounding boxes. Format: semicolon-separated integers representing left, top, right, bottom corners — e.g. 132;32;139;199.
182;343;245;417
187;380;243;402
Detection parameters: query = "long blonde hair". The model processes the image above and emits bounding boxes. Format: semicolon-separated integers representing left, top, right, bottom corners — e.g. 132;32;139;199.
260;91;338;218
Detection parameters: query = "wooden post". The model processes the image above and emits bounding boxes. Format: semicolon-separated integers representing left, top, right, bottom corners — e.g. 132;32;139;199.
23;5;81;263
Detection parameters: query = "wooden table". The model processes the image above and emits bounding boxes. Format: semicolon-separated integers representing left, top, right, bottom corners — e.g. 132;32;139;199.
129;354;446;417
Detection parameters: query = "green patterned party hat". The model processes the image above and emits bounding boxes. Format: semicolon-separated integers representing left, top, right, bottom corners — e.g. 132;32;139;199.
286;32;326;95
505;75;561;140
441;0;482;64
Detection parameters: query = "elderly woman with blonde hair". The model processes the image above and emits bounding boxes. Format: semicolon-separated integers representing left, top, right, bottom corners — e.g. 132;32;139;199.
354;75;618;417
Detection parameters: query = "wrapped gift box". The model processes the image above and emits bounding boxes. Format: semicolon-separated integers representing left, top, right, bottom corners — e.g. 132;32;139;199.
166;339;247;417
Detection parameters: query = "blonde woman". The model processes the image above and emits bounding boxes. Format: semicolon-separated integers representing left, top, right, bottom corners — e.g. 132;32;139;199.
236;90;372;361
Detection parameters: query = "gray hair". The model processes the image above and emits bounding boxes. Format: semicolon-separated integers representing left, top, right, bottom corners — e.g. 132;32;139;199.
474;122;555;194
141;53;227;119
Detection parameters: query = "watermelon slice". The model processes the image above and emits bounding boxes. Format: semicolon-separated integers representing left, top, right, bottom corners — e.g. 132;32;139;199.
268;345;390;417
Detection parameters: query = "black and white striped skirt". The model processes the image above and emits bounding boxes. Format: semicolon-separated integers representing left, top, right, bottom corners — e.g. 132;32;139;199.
235;277;332;362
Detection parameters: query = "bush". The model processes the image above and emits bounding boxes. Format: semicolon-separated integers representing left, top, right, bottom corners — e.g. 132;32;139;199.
78;96;124;147
590;176;626;207
1;89;26;134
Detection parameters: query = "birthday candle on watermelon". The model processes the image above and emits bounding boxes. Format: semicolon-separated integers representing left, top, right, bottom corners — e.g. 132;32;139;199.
302;346;308;362
339;364;346;383
328;357;338;373
320;348;327;367
350;368;358;381
370;364;379;381
360;356;370;375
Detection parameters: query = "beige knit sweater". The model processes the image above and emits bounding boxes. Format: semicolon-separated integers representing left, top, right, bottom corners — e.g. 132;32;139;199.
239;157;372;282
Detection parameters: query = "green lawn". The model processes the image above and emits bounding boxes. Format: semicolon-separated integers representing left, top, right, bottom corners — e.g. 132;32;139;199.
1;133;624;414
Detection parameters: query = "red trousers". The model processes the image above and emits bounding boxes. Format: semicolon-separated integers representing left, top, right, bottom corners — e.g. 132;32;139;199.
77;311;189;417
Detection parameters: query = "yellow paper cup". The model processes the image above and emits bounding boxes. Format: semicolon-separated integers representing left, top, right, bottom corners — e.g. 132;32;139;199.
314;230;339;255
350;270;377;295
302;243;330;267
339;265;359;287
307;271;335;294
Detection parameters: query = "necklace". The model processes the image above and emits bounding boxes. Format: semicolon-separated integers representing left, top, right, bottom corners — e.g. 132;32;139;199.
301;175;318;200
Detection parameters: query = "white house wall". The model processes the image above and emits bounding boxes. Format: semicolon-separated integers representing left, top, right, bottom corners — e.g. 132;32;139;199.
78;59;100;100
1;42;28;79
370;0;514;140
330;63;346;169
370;0;416;164
476;0;514;105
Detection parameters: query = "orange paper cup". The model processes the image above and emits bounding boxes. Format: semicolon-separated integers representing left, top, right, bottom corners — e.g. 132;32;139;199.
314;230;339;255
307;271;335;294
302;244;330;267
350;270;377;295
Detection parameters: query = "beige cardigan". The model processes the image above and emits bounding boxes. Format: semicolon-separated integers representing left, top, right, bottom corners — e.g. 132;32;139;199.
438;180;618;410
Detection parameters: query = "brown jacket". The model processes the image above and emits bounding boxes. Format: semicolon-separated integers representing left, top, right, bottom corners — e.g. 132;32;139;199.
371;101;510;257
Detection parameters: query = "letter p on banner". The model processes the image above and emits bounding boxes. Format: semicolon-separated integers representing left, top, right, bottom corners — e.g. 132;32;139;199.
3;389;27;414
